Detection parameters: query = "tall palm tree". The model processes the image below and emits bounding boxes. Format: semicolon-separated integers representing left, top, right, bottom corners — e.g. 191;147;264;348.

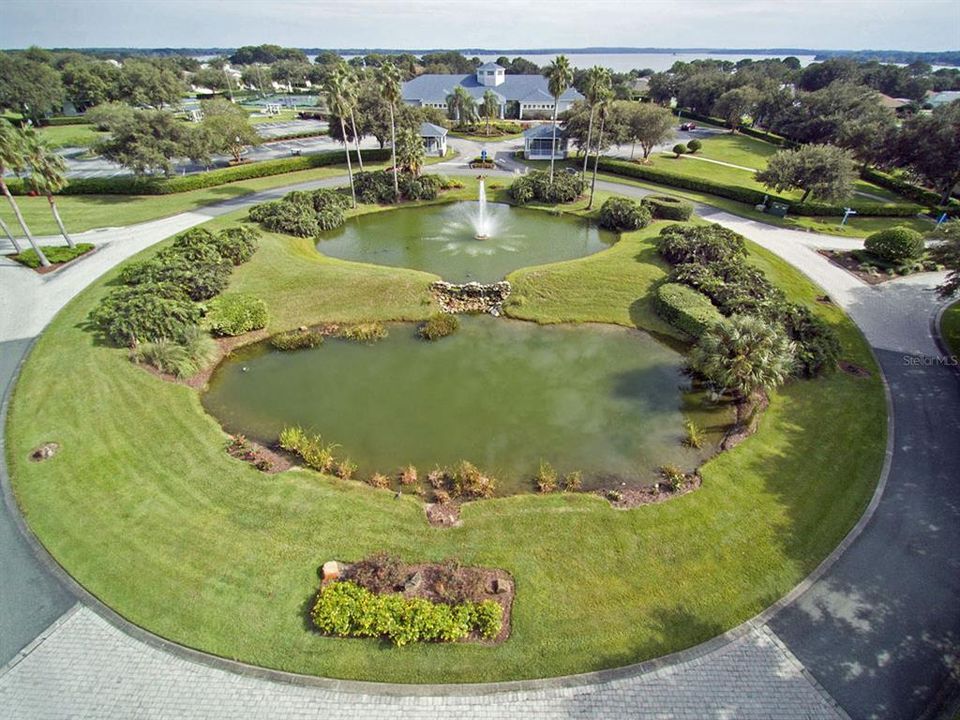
0;215;22;254
581;66;612;179
376;62;403;201
23;128;75;249
340;63;365;171
446;86;477;124
587;87;613;210
544;55;573;183
0;123;49;266
481;90;499;135
325;73;357;209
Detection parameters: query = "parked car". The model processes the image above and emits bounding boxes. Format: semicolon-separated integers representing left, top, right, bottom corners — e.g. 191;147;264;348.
679;122;697;131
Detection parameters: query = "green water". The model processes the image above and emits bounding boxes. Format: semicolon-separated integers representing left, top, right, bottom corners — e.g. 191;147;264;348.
315;202;616;282
203;317;731;495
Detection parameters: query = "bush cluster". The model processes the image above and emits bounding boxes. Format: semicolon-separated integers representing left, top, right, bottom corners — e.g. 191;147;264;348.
655;283;726;338
656;223;841;376
130;326;218;378
337;322;388;343
418;313;459;340
12;243;94;269
204;293;269;336
598;197;652;231
7;149;393;196
596;158;923;217
311;581;502;647
641;195;694;221
278;425;339;473
863;226;926;263
249;187;351;237
352;170;442;204
509;170;584;205
269;328;324;351
90;227;262;346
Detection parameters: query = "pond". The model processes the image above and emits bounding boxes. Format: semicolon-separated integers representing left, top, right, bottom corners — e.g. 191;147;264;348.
203;317;733;495
315;201;616;282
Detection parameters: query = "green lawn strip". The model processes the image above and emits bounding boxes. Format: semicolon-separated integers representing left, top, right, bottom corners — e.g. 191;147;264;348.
6;195;885;682
940;300;960;358
37;123;107;149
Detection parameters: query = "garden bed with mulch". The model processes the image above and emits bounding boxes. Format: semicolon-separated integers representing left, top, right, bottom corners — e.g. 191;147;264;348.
819;248;941;285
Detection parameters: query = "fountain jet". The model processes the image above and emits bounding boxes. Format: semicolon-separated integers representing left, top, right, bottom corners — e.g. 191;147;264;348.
473;176;490;240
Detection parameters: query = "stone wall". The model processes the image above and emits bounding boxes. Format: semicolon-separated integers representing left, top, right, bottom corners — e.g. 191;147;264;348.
430;281;511;315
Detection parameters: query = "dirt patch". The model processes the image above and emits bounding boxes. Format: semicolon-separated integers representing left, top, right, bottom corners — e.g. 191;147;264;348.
29;442;59;462
839;360;872;378
225;434;293;474
425;501;461;527
602;472;702;509
818;249;939;286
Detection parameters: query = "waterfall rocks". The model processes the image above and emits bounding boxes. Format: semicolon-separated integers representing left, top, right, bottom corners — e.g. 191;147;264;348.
430;281;511;315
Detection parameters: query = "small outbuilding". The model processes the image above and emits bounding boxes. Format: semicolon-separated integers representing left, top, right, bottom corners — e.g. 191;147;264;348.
420;122;448;157
522;124;569;160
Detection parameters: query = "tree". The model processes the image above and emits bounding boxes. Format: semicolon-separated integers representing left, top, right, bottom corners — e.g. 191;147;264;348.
325;72;358;208
240;64;271;96
199;98;261;163
394;126;425;176
377;62;404;201
94;109;186;176
60;59;119;110
0;54;64;124
622;102;674;161
755;144;857;203
117;60;184;109
445;86;477;123
481;90;499;135
271;60;312;89
676;71;730;114
342;65;367;171
544;55;574;183
690;315;796;402
892;101;960;205
712;86;760;132
929;222;960;298
772;82;890;146
579;66;612;177
587;87;614;210
22;128;74;248
191;67;229;93
647;72;680;105
672;143;687;158
0;124;49;265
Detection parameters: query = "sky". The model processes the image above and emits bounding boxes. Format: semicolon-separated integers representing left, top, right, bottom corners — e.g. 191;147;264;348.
1;0;958;52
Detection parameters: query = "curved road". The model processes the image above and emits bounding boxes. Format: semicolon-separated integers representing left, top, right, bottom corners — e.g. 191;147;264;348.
0;154;958;719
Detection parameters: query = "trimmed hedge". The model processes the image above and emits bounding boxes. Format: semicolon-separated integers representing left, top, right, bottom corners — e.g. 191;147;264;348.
641;194;694;221
44;116;90;127
598;197;652;231
595;158;923;217
863;226;926;263
860;167;960;214
7;148;391;196
655;282;725;338
204;293;269;336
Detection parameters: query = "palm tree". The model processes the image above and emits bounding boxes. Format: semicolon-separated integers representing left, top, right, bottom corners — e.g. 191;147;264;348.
581;66;612;179
544;55;574;183
587;87;613;210
325;73;357;209
446;86;477;125
689;315;796;405
481;90;499;136
23;128;75;248
341;63;365;171
376;62;403;201
0;215;22;254
0;123;49;266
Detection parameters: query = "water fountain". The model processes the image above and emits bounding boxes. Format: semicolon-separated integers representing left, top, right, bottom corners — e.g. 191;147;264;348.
473;176;491;240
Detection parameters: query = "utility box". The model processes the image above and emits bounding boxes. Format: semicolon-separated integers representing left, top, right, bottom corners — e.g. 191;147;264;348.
766;201;790;218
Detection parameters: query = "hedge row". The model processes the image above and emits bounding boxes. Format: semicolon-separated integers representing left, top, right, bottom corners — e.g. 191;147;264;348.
595;158;923;217
43;116;91;127
859;167;960;214
7;148;392;196
655;282;725;338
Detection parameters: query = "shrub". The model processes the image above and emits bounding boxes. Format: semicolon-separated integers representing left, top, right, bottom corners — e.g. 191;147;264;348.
598;197;652;231
641;194;694;221
418;313;459;340
130;338;197;378
657;223;747;265
672;144;687;158
776;304;841;377
399;173;442;201
398;465;418;485
278;426;309;454
316;206;345;231
334;458;357;480
562;471;583;492
659;464;686;491
310;581;502;646
450;460;497;499
11;242;94;268
535;460;558;493
90;283;201;345
270;328;323;351
280;428;339;473
428;466;448;490
353;170;398;204
686;139;702;153
209;226;260;265
367;473;390;489
338;322;388;343
683;420;704;449
249;199;320;237
864;226;925;263
204;293;268;336
180;324;219;367
119;245;232;301
349;552;405;593
655;283;725;338
509;170;583;205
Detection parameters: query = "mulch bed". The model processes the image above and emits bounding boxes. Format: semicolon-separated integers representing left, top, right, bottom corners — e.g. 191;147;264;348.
601;473;702;509
839;360;872;378
425;501;461;527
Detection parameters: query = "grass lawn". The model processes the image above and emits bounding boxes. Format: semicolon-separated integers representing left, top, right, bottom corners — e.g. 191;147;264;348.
941;300;960;358
37;123;107;149
6;187;886;683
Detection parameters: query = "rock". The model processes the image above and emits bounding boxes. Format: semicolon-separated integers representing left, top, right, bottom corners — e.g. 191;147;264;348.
403;570;423;592
30;442;59;462
321;560;341;581
490;578;511;595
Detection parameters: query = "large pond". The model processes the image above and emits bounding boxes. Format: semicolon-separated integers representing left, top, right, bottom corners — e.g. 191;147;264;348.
203;317;732;495
315;202;616;282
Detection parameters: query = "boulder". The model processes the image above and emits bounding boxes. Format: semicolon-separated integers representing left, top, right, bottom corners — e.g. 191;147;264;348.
321;560;341;581
403;570;423;592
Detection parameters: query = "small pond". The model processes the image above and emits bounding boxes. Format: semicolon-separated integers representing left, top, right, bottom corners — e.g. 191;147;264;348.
315;201;616;282
203;317;733;495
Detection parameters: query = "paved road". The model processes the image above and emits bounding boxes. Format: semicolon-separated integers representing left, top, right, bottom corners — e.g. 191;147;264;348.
0;163;958;718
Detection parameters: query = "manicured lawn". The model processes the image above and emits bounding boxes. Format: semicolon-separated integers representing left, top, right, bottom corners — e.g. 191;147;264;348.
6;190;886;683
37;123;106;149
941;300;960;358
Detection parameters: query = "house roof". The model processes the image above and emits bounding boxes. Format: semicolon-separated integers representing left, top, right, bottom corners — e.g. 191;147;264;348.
419;122;448;138
477;62;504;72
523;124;567;140
403;74;583;105
877;93;911;109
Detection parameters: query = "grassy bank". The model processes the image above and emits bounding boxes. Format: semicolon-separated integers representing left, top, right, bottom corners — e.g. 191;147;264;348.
6;192;885;683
